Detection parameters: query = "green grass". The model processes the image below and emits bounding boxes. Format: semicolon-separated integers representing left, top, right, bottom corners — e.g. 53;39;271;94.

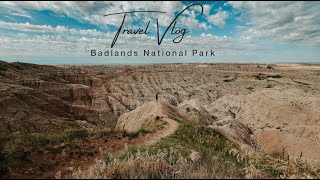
46;121;320;179
0;127;116;147
0;129;87;146
168;123;238;157
64;128;88;140
93;127;115;138
97;122;246;178
171;123;234;153
128;122;242;164
94;122;320;179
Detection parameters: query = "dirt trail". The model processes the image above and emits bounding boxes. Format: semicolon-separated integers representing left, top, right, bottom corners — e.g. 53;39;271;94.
115;100;183;145
144;118;179;145
56;104;181;179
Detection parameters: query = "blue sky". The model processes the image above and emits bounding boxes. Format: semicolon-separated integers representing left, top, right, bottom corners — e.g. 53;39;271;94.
0;1;319;64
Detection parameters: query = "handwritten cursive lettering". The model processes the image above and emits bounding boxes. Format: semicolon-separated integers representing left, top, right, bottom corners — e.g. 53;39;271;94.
105;4;203;48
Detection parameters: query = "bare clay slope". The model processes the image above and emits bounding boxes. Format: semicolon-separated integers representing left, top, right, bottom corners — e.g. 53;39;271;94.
209;88;320;161
0;61;120;132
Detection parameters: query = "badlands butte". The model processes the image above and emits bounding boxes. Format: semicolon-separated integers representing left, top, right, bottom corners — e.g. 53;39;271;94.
1;60;320;178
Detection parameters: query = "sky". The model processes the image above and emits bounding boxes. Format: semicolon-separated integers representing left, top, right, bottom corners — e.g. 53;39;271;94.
0;1;319;64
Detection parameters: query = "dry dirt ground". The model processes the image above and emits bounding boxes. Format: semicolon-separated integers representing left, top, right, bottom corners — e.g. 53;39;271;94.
1;61;320;178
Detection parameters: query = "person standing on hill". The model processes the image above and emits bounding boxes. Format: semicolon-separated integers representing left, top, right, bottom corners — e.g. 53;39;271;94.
156;93;158;102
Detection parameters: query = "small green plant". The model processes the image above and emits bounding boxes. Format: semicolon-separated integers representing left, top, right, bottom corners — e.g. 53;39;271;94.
0;128;91;147
64;128;88;140
23;133;50;146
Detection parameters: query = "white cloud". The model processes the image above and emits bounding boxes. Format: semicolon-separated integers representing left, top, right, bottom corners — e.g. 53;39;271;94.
11;12;32;19
207;11;229;28
0;21;109;37
1;1;319;63
228;1;320;45
191;4;211;16
178;14;210;30
203;5;212;16
0;20;264;61
0;1;218;31
0;1;184;27
1;23;319;63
